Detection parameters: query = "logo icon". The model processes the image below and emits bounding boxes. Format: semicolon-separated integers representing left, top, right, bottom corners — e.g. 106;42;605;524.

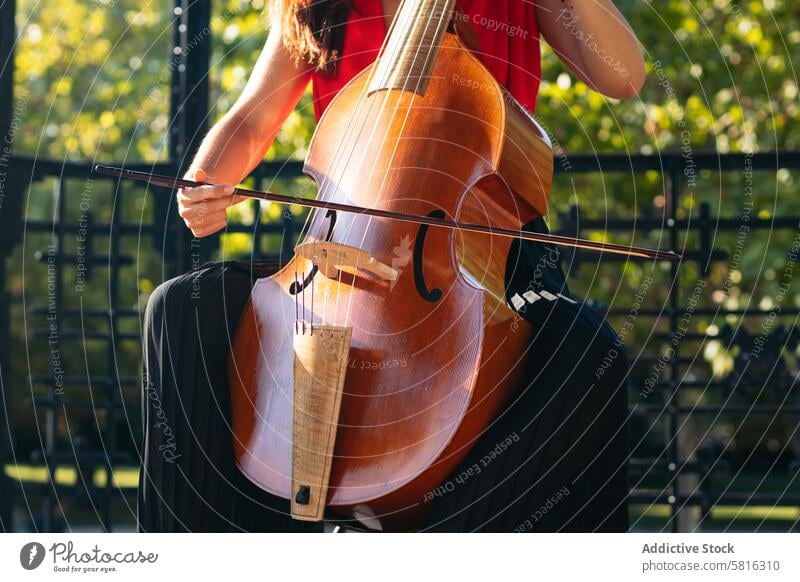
390;235;413;290
20;542;46;570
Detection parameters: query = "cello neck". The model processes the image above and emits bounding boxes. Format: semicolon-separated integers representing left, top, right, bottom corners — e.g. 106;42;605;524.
368;0;457;95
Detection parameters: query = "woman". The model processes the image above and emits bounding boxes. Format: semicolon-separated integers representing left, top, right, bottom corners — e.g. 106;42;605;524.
138;0;645;532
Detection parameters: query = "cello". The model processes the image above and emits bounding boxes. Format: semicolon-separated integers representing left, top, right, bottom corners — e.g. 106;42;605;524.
96;0;677;531
227;0;650;531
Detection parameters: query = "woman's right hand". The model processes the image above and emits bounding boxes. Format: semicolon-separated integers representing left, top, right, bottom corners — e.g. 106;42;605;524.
177;168;243;238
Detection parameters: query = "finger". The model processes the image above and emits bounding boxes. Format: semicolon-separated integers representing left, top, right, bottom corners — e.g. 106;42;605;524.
185;208;227;228
178;183;235;203
193;168;209;182
180;197;235;218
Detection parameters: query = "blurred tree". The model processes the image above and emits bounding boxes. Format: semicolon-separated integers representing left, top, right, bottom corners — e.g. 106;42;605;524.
13;1;799;159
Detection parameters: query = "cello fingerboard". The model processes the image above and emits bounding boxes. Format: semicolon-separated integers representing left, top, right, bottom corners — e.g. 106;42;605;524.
368;0;457;96
291;325;353;521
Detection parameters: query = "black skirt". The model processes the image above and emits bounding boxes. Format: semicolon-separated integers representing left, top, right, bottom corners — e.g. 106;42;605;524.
137;220;630;532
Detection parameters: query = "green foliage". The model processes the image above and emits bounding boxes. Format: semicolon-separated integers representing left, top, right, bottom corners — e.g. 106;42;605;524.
15;1;798;159
15;0;172;160
538;0;800;154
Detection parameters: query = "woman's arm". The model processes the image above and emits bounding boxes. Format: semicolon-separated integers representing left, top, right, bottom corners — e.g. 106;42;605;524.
536;0;645;99
178;21;311;237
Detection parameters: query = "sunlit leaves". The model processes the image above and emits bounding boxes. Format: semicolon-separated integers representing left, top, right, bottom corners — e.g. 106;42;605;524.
15;1;171;160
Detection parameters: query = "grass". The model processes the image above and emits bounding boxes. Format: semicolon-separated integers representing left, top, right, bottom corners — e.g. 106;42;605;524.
6;464;798;525
630;504;799;521
5;464;139;488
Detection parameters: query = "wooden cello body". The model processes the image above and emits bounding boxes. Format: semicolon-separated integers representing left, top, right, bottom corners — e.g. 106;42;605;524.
228;5;554;531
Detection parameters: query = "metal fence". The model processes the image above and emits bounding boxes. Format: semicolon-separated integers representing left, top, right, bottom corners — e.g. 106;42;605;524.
0;154;306;532
1;149;797;532
1;0;798;533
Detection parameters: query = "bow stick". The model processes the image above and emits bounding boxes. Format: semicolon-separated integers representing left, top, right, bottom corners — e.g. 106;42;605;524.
93;164;681;261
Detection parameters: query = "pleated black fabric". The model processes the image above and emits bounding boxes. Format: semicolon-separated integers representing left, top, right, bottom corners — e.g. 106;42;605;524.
138;219;629;532
138;261;322;532
424;293;630;531
423;219;629;532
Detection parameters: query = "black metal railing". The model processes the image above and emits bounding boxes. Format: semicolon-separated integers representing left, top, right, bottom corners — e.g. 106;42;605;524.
1;149;797;532
1;154;308;531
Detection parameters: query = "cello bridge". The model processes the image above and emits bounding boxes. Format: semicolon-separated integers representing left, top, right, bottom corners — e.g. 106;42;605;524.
295;241;398;282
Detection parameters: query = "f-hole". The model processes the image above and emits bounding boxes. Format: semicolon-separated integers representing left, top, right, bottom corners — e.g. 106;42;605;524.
413;210;444;302
290;210;337;295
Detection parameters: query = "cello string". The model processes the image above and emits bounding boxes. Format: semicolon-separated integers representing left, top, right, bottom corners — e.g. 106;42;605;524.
311;0;447;328
283;0;409;454
295;0;410;244
338;0;470;453
279;0;406;323
294;2;403;240
313;0;432;330
294;270;299;334
298;0;413;331
310;267;314;336
339;0;456;327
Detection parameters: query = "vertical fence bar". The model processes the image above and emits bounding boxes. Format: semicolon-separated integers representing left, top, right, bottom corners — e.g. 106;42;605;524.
168;0;212;274
102;178;123;531
0;0;16;532
42;176;67;531
667;162;681;532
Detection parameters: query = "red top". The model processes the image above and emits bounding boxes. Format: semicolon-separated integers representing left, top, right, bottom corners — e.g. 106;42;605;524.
311;0;541;121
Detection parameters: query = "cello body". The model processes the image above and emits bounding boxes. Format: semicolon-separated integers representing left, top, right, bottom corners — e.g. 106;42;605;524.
228;26;554;530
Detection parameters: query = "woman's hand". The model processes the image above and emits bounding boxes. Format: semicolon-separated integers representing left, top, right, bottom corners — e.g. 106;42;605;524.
177;168;243;237
172;21;311;238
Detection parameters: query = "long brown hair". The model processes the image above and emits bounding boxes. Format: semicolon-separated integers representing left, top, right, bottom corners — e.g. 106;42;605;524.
272;0;353;73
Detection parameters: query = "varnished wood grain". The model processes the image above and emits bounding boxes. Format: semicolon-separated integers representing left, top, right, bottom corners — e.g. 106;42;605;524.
291;325;353;521
369;0;457;95
228;31;553;531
